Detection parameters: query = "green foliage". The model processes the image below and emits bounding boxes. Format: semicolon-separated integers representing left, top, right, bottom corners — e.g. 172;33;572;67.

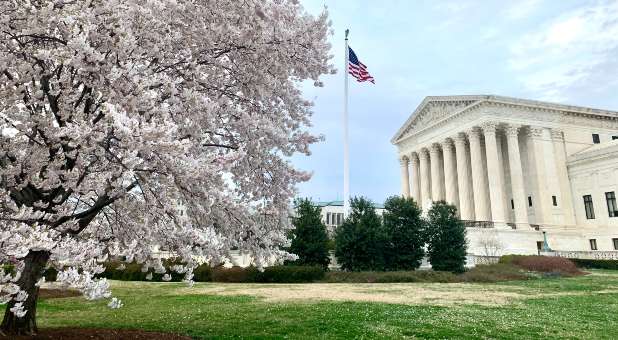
382;196;426;271
211;266;260;283
334;197;386;271
258;265;325;283
287;198;330;268
571;258;618;270
425;201;467;273
211;265;324;283
324;270;458;283
98;261;186;282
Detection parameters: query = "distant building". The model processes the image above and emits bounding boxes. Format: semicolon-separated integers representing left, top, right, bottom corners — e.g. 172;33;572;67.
314;200;385;235
392;95;618;258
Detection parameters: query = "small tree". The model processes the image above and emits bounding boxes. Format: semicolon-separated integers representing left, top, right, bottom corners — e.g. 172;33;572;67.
287;198;330;268
382;196;425;271
334;197;386;271
426;201;467;273
477;229;503;257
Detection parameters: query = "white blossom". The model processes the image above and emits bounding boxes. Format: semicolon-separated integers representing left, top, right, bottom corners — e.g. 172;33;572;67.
107;298;123;309
10;303;27;318
0;0;332;316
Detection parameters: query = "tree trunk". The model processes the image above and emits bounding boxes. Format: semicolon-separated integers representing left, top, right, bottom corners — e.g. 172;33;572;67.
1;251;50;336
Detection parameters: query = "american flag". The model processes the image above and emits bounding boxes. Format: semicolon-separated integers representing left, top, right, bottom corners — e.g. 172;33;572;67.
347;47;374;84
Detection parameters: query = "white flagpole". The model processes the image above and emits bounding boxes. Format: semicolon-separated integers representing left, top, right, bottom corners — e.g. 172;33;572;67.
343;29;350;217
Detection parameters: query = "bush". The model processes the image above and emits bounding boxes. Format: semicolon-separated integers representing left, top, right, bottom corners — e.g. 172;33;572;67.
192;264;213;282
382;196;426;271
211;265;324;283
211;266;260;283
426;201;467;273
335;197;387;271
499;255;582;276
257;266;325;283
287;198;330;268
571;259;618;270
460;263;528;283
323;270;458;283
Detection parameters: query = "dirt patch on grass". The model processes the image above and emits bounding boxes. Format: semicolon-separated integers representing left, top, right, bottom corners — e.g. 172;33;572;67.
1;328;191;339
188;283;528;306
39;288;81;299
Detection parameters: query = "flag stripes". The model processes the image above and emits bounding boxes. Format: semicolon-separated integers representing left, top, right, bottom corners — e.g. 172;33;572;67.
347;47;375;84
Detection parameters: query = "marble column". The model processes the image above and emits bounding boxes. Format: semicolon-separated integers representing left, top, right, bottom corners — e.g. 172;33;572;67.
442;139;459;208
505;124;529;226
468;128;491;221
528;126;552;225
454;133;474;220
430;143;444;201
400;156;410;198
419;148;431;210
410;153;421;204
482;122;507;224
551;130;576;225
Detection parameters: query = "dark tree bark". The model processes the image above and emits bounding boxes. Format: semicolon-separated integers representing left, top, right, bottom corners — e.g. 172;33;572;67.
1;251;50;336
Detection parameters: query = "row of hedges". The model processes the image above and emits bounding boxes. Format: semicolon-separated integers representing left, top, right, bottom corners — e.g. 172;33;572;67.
42;262;326;283
324;263;529;283
211;265;325;283
499;255;583;276
571;258;618;270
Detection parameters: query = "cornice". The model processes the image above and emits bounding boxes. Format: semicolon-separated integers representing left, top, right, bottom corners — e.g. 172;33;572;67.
392;95;618;146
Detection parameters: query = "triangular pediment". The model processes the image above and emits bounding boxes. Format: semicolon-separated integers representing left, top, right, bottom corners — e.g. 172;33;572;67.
392;95;618;144
391;96;484;143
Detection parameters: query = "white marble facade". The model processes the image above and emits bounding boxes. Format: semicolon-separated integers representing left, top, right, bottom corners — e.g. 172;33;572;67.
392;95;618;255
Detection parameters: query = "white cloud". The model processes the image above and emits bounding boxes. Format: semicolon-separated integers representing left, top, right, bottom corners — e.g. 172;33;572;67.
505;0;542;20
508;1;618;101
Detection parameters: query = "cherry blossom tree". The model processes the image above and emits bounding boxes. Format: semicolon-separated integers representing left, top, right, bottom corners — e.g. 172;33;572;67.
0;0;333;334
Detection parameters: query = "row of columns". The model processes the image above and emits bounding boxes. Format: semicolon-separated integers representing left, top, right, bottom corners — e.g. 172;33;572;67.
399;122;575;227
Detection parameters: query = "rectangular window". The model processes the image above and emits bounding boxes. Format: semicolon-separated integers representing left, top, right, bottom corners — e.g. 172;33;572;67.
337;213;342;226
590;239;598;250
584;195;595;219
536;241;544;255
528;196;533;207
592;134;600;144
613;136;618;140
606;192;617;217
511;199;514;210
613;238;618;250
552;196;557;206
326;213;331;225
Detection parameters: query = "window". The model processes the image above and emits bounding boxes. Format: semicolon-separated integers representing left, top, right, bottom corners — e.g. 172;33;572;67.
613;238;618;250
536;241;544;255
613;136;618;140
583;195;595;219
606;192;617;217
326;213;331;225
589;239;598;250
528;196;533;207
337;213;342;226
511;199;514;210
552;196;557;206
592;134;600;144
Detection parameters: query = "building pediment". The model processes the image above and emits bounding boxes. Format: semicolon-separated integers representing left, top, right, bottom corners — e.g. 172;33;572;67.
391;96;485;144
392;95;618;145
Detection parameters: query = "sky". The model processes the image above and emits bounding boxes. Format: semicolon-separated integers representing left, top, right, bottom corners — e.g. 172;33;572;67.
293;0;618;205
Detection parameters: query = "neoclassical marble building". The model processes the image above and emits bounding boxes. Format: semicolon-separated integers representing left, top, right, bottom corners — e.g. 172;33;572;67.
393;95;618;256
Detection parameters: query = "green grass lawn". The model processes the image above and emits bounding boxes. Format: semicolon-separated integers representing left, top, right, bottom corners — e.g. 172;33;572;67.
18;270;618;339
